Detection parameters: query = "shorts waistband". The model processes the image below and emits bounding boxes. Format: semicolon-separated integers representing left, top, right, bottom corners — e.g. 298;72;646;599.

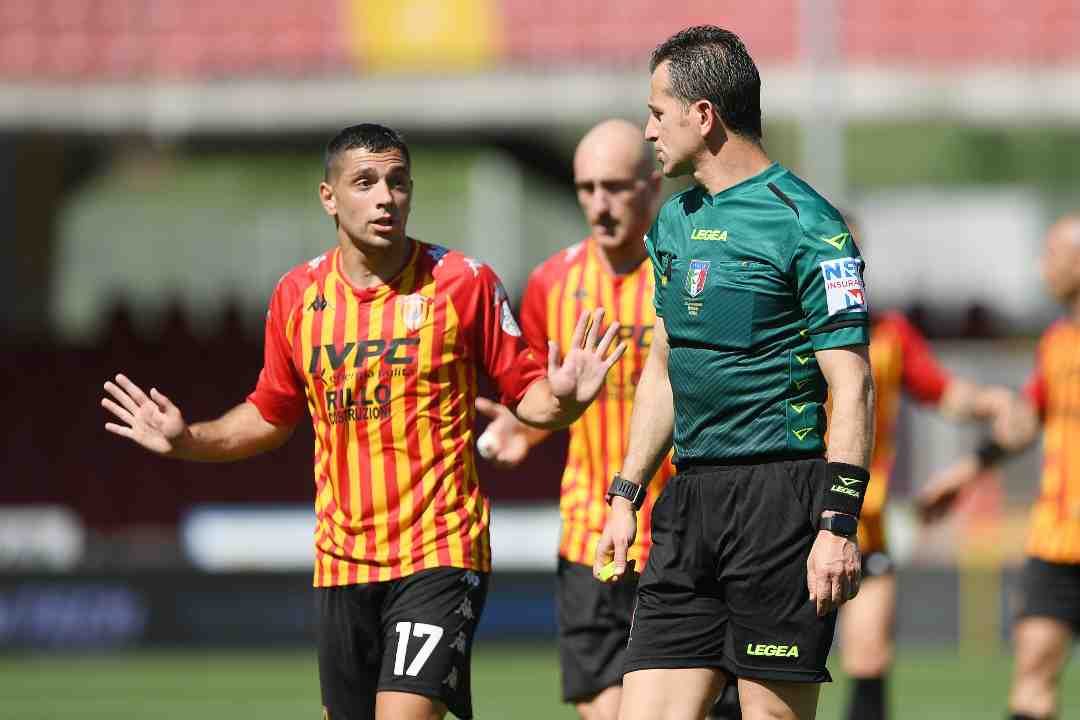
675;452;823;473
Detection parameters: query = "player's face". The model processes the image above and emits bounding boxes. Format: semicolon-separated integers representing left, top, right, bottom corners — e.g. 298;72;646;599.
644;62;699;178
320;148;413;251
1040;222;1080;302
574;149;654;251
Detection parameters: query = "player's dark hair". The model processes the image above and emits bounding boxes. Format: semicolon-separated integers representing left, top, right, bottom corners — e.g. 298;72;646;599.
650;26;762;141
324;123;411;181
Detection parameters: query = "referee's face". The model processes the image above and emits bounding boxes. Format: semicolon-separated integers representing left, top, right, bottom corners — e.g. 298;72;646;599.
645;61;699;178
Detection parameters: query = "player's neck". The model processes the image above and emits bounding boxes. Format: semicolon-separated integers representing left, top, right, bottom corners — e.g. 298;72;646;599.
693;136;772;196
338;234;413;290
594;239;648;276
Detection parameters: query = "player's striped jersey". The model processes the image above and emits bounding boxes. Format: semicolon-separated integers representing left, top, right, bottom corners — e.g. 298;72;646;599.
1023;319;1080;563
519;238;675;567
248;241;545;587
856;312;951;552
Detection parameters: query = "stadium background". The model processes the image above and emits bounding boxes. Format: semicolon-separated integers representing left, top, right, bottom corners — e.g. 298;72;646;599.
2;0;1080;717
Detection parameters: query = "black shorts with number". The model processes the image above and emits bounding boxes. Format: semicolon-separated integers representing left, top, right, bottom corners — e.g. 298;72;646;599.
557;557;638;702
317;567;489;720
1015;557;1080;633
624;457;836;684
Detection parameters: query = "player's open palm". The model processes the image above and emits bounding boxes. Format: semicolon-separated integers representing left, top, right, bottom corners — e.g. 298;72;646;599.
548;308;626;408
102;374;187;456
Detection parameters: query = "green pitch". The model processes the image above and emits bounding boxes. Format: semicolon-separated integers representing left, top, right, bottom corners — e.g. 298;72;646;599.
2;645;1078;719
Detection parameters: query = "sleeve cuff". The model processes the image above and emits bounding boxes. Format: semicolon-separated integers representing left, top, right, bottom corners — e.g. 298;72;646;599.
809;323;870;351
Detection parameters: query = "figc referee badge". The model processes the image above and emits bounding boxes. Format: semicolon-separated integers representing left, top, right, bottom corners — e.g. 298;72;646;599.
685;259;710;298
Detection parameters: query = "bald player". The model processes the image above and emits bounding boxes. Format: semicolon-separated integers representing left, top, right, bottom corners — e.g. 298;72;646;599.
475;119;674;720
919;215;1080;720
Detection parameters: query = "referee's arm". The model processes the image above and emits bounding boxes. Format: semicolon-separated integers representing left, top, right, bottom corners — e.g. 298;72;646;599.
593;317;674;582
810;345;874;616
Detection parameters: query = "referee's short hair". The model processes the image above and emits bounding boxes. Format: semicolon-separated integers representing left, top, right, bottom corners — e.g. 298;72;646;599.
651;26;762;141
325;123;411;181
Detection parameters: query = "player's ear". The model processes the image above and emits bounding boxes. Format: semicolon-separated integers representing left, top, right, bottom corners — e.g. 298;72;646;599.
692;99;715;137
318;181;337;218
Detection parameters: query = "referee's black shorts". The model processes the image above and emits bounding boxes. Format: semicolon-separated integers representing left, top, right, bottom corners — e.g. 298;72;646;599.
624;457;836;684
557;556;638;702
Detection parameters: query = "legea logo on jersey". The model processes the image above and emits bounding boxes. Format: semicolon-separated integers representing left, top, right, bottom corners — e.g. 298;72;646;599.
685;260;711;297
819;257;867;316
690;228;728;241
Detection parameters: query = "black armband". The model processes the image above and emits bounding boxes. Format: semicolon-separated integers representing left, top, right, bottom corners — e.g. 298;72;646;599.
824;462;870;518
974;439;1010;469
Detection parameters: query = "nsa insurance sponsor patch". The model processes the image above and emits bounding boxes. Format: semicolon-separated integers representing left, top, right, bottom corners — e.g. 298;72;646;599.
819;257;867;316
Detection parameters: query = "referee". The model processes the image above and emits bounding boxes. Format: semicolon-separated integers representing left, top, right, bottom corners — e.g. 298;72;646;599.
594;27;874;720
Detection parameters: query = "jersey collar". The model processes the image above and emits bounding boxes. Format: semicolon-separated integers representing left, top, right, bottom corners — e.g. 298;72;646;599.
703;162;786;204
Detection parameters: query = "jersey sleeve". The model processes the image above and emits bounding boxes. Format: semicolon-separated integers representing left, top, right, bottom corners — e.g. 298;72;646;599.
459;264;546;407
518;270;550;360
1023;340;1049;417
893;315;952;405
789;214;870;351
246;279;307;426
643;216;670;317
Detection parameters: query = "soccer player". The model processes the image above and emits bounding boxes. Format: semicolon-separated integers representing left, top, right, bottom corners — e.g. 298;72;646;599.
918;215;1080;720
472;118;674;720
100;124;626;720
595;27;874;720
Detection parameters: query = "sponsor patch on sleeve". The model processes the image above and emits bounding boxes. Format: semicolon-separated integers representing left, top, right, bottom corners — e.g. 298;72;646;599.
819;257;867;316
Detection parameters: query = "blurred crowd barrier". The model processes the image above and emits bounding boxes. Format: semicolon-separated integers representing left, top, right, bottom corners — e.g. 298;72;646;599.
3;0;1077;80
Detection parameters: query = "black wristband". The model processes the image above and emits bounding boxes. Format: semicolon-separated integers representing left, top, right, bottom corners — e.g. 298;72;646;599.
974;439;1009;469
824;462;870;518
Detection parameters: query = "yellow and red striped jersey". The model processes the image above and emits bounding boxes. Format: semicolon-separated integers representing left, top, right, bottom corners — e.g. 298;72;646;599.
519;238;675;567
844;312;951;553
248;241;545;586
1023;319;1080;563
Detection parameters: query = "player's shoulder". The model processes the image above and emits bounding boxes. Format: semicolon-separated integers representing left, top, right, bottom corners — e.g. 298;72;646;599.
528;240;587;283
422;241;500;289
1041;317;1077;347
272;248;334;303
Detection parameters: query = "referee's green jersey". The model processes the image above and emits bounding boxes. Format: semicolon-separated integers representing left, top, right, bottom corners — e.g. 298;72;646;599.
645;163;869;463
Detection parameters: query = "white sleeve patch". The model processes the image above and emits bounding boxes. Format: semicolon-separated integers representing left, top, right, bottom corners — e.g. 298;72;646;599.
819;257;867;316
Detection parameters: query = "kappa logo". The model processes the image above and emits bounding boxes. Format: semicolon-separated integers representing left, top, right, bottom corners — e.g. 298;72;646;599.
685;259;710;297
820;232;849;251
690;228;728;242
307;294;330;312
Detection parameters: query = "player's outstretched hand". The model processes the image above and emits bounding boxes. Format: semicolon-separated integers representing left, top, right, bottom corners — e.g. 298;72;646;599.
102;374;188;456
806;525;861;617
916;457;980;524
593;497;638;584
474;397;531;469
547;309;627;412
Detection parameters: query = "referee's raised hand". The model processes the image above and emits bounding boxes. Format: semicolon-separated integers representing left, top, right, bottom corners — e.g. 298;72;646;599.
806;519;862;616
102;373;189;456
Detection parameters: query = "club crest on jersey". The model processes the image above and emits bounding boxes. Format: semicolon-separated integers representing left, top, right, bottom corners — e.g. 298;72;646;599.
398;294;430;332
819;257;867;316
685;259;710;297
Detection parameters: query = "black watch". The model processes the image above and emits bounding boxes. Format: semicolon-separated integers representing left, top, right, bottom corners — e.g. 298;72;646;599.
605;474;645;511
818;514;858;538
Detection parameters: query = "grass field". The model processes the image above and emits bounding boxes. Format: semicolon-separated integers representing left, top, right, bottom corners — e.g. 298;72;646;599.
3;644;1079;719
